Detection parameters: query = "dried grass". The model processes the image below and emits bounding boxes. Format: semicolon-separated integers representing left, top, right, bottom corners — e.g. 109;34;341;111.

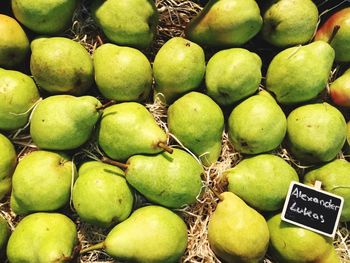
0;0;349;263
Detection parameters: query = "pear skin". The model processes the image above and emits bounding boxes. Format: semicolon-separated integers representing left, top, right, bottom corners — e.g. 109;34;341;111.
262;0;319;47
303;159;350;221
205;48;262;106
153;37;205;103
72;161;133;227
329;68;350;107
0;68;40;131
208;192;269;262
268;213;339;263
7;213;78;263
167;92;224;166
30;37;94;95
11;0;77;34
98;102;169;161
228;94;287;154
287;103;347;164
30;95;102;150
125;149;203;208
0;133;16;201
81;206;188;263
185;0;262;47
91;0;159;49
10;151;76;215
93;43;152;102
0;14;29;68
0;215;10;252
266;41;335;104
315;7;350;62
226;154;299;211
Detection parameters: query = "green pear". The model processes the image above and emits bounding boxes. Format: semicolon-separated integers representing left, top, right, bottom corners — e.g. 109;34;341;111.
7;212;78;263
11;0;77;34
303;159;350;222
208;192;269;262
287;103;347;164
167;92;224;166
266;41;335;104
262;0;319;47
0;14;29;68
185;0;262;47
93;43;152;102
153;37;206;103
118;148;203;208
267;213;340;263
226;154;299;211
80;205;187;263
0;133;16;201
0;215;10;253
228;94;287;154
10;151;76;215
30;95;102;150
98;102;170;161
315;7;350;62
91;0;159;49
0;68;40;131
329;68;350;107
72;161;133;227
30;37;94;95
205;48;262;106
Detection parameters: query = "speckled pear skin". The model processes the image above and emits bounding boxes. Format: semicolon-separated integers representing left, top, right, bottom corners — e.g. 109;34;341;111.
30;37;94;95
30;95;102;150
208;192;270;263
226;154;299;211
205;48;262;106
262;0;319;47
10;151;76;215
93;43;152;102
185;0;262;47
168;92;224;166
266;41;335;104
11;0;77;34
73;161;133;227
0;68;40;131
287;103;347;164
153;37;206;104
98;102;167;161
126;149;203;208
228;94;287;154
267;213;340;263
0;133;16;201
0;14;29;68
104;206;188;263
91;0;159;49
6;213;78;263
304;159;350;222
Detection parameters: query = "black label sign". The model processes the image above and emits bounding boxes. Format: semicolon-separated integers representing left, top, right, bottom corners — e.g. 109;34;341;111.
281;181;343;238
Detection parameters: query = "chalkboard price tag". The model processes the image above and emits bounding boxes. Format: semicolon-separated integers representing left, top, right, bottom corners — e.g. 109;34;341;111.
281;181;344;238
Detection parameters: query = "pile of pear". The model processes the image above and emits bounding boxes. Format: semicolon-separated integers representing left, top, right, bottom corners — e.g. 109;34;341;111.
1;0;350;262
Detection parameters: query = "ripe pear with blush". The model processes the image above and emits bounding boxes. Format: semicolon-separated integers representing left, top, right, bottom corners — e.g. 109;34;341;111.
315;7;350;62
329;68;350;107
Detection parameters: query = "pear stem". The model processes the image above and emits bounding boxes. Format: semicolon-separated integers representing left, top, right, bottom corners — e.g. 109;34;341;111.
207;185;224;202
96;100;116;111
80;242;105;254
328;25;340;44
158;142;173;154
101;156;129;170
